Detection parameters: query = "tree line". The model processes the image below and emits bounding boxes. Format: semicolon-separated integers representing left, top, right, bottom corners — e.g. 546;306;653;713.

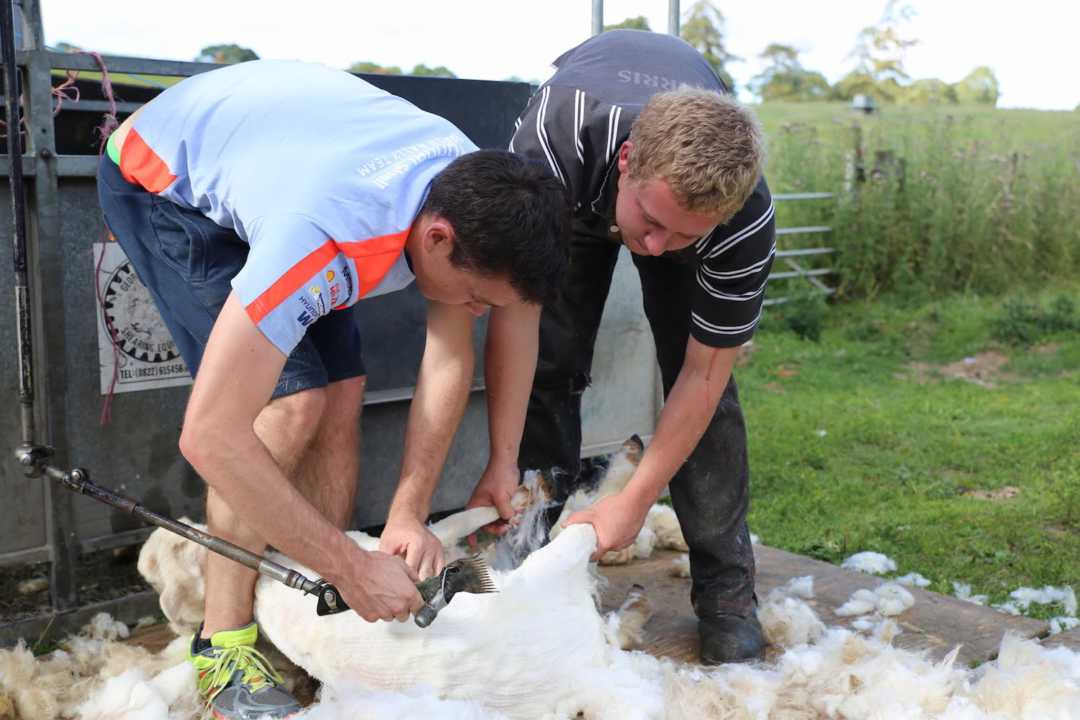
606;1;1000;106
81;1;1003;107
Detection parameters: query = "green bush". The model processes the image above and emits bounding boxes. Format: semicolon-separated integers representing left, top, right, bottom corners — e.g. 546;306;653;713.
768;288;829;341
990;295;1078;345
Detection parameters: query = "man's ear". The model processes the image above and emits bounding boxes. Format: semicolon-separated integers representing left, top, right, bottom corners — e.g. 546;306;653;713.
617;141;634;173
422;216;456;258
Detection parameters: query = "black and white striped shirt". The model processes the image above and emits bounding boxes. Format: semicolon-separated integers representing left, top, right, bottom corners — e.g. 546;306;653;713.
509;30;775;348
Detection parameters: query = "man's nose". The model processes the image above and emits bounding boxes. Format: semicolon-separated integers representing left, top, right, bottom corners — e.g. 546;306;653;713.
465;301;489;317
642;231;667;256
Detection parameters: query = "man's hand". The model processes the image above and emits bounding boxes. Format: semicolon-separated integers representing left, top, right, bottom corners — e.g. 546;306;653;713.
337;545;424;623
465;459;520;537
379;515;445;580
564;491;652;561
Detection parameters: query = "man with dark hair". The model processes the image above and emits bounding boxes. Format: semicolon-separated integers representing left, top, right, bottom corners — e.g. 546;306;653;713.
469;30;774;665
98;59;568;718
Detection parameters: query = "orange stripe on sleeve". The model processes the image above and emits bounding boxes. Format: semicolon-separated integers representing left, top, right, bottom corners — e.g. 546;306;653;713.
337;229;410;297
118;128;178;194
244;241;338;325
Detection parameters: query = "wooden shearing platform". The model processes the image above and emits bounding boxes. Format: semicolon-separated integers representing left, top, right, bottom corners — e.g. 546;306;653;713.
597;545;1051;667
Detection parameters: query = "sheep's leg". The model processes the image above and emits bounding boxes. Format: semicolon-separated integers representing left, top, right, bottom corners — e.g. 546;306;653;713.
428;506;501;546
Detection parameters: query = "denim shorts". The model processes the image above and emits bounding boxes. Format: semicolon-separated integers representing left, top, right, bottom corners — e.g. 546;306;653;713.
96;155;365;399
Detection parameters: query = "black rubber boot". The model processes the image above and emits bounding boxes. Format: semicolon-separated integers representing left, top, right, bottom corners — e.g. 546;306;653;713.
698;607;766;665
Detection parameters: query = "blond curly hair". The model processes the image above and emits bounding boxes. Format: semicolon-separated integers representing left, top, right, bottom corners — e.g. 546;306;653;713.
627;88;765;219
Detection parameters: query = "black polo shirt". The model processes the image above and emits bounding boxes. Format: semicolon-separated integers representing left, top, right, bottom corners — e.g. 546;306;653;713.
509;30;775;348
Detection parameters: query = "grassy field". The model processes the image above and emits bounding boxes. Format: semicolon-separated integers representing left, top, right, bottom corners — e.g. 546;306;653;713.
741;283;1080;619
754;102;1080;301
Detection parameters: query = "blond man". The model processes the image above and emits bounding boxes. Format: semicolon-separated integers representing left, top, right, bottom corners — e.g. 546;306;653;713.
467;29;775;664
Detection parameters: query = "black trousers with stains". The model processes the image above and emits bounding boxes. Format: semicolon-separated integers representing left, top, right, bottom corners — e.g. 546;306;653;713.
519;228;756;617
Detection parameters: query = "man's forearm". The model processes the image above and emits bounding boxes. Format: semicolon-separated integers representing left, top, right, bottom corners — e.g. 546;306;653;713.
183;423;357;583
484;304;541;464
624;344;738;509
388;304;476;522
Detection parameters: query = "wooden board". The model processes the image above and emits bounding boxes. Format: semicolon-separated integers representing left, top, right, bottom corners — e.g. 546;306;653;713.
600;546;1049;668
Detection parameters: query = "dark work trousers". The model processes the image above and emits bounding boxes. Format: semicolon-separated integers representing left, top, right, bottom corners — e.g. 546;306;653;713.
519;227;756;618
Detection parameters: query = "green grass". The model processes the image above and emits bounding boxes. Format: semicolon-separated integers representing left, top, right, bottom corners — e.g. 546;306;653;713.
743;284;1080;617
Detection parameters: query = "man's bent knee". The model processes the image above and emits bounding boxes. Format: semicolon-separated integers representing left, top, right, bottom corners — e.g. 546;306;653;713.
311;376;365;449
255;387;328;460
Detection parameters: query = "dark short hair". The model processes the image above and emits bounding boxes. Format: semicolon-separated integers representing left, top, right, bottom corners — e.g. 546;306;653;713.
420;150;570;304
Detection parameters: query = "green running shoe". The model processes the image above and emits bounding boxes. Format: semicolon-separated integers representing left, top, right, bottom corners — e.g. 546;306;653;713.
188;622;301;720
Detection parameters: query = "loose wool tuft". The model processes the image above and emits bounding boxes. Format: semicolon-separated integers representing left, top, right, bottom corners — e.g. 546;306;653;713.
669;554;691;578
835;583;914;618
759;576;825;648
840;551;898;575
296;686;506;720
605;584;654;650
1050;616;1080;635
896;572;932;588
1008;584;1078;616
952;582;989;606
76;660;198;720
643;505;689;552
0;615;190;720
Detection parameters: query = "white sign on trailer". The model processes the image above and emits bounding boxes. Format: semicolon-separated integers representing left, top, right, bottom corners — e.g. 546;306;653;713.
94;242;192;394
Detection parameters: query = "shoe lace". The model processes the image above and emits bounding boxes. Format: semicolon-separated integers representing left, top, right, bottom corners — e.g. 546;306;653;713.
197;643;283;704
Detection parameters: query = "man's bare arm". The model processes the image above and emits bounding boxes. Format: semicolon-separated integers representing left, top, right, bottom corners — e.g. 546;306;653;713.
466;303;542;521
180;293;421;620
566;337;738;557
625;338;738;508
381;300;476;576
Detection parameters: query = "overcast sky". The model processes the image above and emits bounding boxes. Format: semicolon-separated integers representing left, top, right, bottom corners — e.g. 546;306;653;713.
43;0;1079;110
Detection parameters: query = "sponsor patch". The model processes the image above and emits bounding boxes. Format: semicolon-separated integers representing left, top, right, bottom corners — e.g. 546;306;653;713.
309;285;327;315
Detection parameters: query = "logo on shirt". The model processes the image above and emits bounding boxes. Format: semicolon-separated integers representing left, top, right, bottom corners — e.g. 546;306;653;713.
616;70;705;91
297;292;318;319
355;134;467;190
339;263;355;302
325;270;335;282
329;282;343;307
297;311;315;327
309;285;327;315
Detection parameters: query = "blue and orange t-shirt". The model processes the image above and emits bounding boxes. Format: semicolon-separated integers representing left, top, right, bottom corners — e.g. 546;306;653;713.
113;60;477;356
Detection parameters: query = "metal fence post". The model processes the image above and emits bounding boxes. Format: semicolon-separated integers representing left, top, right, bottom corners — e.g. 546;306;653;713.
19;0;79;611
591;0;603;35
668;0;680;36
